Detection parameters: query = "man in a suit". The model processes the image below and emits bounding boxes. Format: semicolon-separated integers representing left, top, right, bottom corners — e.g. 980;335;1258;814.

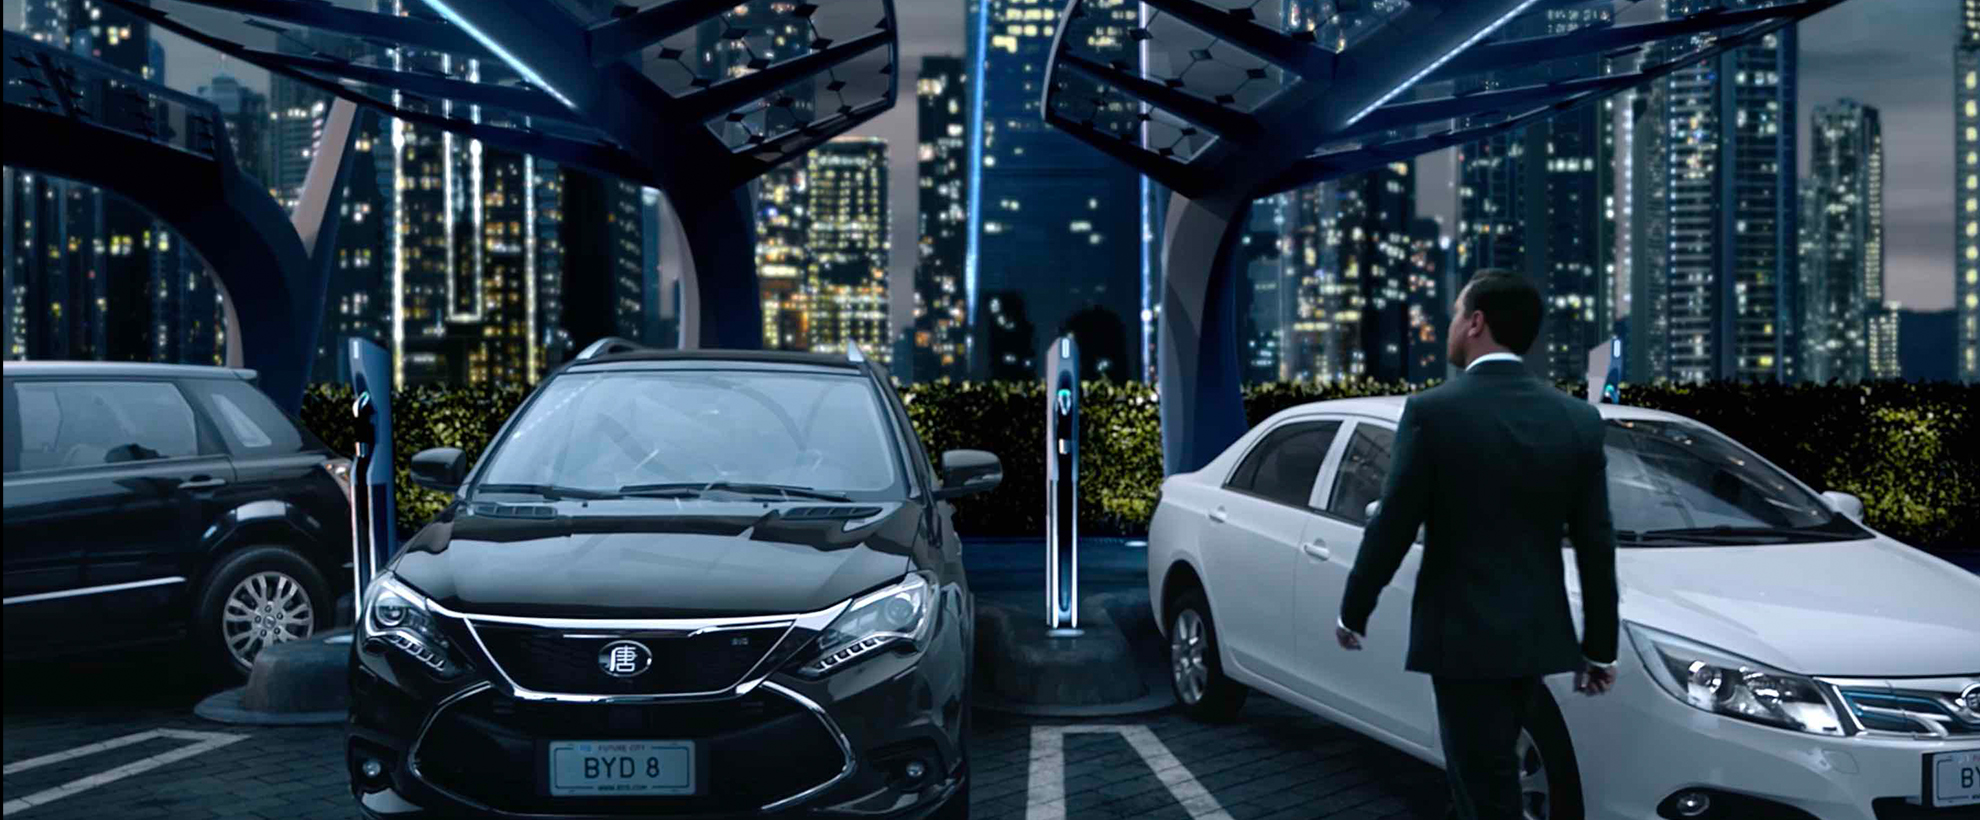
1334;269;1620;820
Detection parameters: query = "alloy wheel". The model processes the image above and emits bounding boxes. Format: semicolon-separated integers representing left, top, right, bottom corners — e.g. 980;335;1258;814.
222;571;314;669
1170;609;1208;704
1516;727;1550;820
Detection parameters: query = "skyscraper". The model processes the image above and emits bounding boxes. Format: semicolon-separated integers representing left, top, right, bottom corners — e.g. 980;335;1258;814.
966;0;1142;380
1237;194;1290;383
804;137;890;362
1647;0;1798;383
911;56;970;382
1803;99;1884;382
1455;6;1615;382
1958;0;1980;381
3;0;189;364
756;161;810;351
1331;162;1418;383
1628;88;1671;383
387;1;562;386
1866;302;1900;380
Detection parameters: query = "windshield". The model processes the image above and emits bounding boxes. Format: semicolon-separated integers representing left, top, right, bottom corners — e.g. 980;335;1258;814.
475;368;906;501
1602;419;1864;545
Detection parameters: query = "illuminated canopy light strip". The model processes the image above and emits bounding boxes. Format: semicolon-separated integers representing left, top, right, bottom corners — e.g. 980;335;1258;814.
417;0;577;110
1344;0;1542;126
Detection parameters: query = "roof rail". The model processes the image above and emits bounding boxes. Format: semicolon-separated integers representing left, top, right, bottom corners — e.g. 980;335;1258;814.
575;337;644;361
845;343;865;363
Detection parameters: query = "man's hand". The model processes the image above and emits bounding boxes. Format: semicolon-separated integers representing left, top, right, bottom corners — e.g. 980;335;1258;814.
1335;625;1363;651
1574;662;1617;695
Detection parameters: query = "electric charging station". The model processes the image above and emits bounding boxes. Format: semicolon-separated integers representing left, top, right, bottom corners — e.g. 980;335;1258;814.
1045;334;1080;634
346;338;397;593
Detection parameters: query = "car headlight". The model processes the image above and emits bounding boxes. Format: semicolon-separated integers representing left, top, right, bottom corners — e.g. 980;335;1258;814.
361;573;464;679
791;572;935;678
1627;623;1844;736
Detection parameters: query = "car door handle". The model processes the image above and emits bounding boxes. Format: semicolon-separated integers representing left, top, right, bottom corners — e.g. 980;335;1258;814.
177;475;227;490
1208;506;1228;523
1302;540;1331;561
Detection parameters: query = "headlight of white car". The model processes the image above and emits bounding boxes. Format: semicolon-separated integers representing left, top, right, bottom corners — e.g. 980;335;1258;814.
792;572;935;678
1627;623;1844;736
361;573;464;679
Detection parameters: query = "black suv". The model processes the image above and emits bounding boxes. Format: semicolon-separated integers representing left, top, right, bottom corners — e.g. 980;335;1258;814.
3;361;353;677
347;345;1000;820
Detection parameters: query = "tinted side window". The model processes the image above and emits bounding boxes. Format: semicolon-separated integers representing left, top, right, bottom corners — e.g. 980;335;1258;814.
183;378;308;456
1226;421;1340;508
1328;424;1396;524
9;380;199;471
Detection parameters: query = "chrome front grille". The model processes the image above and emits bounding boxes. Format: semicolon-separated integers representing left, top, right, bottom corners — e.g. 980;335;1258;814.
1823;676;1980;738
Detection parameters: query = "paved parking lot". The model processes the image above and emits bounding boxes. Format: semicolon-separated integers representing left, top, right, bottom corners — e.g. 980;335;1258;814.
3;642;1449;820
11;544;1972;819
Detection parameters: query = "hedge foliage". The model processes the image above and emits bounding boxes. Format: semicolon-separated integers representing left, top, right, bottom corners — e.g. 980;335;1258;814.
298;379;1976;550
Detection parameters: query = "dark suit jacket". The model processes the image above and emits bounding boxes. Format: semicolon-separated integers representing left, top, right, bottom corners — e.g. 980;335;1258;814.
1338;358;1620;679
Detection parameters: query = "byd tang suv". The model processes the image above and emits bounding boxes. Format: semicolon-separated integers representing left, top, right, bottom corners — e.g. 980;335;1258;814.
1150;396;1980;820
347;345;1001;819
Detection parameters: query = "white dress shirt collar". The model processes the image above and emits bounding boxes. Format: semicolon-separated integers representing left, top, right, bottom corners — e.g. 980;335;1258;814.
1465;351;1524;372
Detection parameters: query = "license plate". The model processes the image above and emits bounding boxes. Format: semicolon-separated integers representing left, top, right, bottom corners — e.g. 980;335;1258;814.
1928;749;1980;808
546;740;696;797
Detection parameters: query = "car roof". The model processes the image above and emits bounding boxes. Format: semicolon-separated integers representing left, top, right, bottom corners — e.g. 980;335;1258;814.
562;348;865;372
1;360;257;381
1276;394;1694;424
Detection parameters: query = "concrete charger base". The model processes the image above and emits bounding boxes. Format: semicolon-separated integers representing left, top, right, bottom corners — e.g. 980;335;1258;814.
194;627;352;726
973;590;1176;717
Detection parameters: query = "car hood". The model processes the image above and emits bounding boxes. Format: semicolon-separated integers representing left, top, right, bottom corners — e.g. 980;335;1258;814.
1610;536;1980;677
391;499;923;618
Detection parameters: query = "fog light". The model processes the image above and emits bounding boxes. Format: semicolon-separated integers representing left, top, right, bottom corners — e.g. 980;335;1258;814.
1673;790;1710;817
902;759;927;782
361;758;384;780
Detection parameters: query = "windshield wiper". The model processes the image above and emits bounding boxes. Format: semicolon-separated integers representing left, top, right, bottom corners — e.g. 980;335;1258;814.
617;481;853;502
473;482;617;501
1624;525;1857;543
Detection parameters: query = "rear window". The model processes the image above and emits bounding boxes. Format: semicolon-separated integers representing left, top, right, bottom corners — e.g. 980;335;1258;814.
181;378;309;456
5;380;200;472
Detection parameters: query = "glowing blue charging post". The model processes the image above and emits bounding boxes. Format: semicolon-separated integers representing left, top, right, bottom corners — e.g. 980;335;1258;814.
1045;335;1080;634
346;338;397;592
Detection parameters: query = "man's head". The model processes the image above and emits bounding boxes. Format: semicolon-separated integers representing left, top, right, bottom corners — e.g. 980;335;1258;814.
1445;269;1542;368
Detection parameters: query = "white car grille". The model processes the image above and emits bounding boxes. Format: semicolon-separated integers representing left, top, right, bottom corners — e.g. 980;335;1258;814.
1820;676;1980;738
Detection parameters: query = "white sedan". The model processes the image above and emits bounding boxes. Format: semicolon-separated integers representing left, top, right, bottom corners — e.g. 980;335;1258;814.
1148;396;1980;820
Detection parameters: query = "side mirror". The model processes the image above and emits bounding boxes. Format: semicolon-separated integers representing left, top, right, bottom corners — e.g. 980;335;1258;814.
411;447;467;493
934;450;1002;500
1821;490;1864;521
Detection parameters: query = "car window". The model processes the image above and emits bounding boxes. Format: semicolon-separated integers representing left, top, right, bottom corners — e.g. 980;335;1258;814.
479;369;907;499
183;378;306;455
1226;420;1340;508
1327;423;1395;524
8;380;198;471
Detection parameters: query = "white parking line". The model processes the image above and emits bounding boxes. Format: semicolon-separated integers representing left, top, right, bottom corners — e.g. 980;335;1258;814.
2;729;249;816
1024;725;1234;820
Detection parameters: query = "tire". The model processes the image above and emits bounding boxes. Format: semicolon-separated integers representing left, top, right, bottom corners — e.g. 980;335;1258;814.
1515;686;1585;820
1167;589;1248;721
191;545;332;680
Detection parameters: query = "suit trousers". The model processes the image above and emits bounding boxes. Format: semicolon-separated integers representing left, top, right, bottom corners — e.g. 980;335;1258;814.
1431;675;1544;820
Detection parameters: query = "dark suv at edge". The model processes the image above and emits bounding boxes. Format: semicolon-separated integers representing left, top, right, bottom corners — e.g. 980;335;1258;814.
3;361;354;677
347;345;1000;819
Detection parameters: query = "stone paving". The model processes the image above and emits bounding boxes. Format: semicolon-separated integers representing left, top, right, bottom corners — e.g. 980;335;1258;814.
3;643;1450;820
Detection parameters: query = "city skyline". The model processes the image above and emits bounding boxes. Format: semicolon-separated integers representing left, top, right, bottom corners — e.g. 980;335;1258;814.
3;0;1964;384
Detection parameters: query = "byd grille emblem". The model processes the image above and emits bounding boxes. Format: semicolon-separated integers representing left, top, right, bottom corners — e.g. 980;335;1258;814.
598;640;653;678
1961;683;1980;715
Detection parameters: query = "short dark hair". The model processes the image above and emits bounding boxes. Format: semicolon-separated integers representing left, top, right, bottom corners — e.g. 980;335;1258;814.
1460;269;1543;354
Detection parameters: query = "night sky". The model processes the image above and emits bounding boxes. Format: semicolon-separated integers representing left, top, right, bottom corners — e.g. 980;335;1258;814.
9;0;1956;327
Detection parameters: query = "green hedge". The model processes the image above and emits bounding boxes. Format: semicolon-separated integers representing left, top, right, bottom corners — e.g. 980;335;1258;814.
298;379;1976;551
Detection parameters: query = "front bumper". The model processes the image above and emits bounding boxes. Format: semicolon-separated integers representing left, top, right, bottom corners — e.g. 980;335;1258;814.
346;600;970;819
1560;658;1979;820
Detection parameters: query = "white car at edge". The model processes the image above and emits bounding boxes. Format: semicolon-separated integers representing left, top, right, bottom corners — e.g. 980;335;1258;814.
1147;395;1980;820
